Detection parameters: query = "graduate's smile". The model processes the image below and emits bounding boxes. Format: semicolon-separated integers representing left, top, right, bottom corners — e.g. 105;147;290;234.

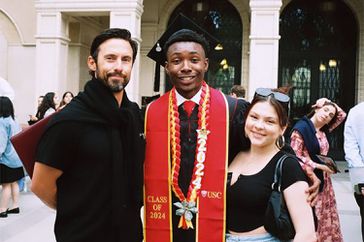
165;41;208;99
177;75;197;85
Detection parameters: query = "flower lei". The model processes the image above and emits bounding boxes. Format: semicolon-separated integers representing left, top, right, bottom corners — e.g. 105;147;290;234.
169;81;211;229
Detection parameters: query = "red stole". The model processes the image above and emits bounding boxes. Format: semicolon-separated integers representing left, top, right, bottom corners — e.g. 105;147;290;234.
144;87;229;242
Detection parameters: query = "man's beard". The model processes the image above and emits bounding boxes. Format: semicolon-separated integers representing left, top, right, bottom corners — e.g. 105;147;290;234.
107;78;126;92
95;70;129;93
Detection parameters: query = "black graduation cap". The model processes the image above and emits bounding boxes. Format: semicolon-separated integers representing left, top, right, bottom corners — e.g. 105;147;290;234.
147;13;221;92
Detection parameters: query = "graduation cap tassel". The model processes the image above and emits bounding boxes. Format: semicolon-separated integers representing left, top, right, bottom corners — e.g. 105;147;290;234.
153;63;160;92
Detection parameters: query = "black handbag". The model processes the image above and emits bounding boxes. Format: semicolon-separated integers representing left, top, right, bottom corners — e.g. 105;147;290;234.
264;154;295;240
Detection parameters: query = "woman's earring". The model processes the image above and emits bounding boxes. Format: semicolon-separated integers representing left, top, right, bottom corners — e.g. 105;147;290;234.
275;135;285;149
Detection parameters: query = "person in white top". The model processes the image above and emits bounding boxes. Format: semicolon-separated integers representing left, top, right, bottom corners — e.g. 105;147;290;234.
344;101;364;241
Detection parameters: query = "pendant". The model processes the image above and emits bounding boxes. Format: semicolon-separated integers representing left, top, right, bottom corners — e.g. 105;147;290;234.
197;128;210;139
174;201;198;229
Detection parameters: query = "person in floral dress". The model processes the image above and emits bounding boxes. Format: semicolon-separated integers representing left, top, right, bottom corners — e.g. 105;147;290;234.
290;98;346;242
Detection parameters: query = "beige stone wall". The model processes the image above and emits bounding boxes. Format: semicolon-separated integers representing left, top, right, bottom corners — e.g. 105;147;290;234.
349;0;364;103
1;0;363;122
230;0;250;95
0;0;37;44
0;7;37;124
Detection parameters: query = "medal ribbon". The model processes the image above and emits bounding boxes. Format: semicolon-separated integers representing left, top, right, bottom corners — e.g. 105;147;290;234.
169;81;210;229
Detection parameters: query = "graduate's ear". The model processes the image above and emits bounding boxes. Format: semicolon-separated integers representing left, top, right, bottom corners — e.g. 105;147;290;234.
204;58;209;72
87;56;97;71
164;61;170;75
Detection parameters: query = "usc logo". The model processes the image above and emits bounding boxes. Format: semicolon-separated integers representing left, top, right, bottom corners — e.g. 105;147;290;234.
200;190;222;199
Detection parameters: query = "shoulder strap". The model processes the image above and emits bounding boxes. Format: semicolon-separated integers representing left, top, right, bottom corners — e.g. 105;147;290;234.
272;154;288;192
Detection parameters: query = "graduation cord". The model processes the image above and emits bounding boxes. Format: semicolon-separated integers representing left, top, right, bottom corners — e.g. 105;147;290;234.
169;81;211;229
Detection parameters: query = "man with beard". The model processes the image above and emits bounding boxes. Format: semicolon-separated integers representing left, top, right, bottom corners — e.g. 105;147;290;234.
31;28;145;242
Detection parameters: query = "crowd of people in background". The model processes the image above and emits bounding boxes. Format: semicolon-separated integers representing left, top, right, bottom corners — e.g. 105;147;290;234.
28;91;74;125
0;90;74;219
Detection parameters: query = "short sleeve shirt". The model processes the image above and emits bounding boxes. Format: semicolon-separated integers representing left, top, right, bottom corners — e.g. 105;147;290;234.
36;121;117;242
226;151;307;232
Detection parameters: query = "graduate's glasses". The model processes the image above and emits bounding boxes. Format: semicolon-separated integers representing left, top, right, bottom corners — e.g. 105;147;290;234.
254;88;290;103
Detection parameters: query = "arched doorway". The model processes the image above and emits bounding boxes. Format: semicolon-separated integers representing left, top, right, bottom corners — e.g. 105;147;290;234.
165;0;243;94
279;0;358;159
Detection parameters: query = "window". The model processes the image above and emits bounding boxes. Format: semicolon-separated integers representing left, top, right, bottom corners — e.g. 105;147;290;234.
166;0;242;94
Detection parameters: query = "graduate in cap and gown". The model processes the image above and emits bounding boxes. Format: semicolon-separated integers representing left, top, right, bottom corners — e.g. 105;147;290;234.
143;14;250;242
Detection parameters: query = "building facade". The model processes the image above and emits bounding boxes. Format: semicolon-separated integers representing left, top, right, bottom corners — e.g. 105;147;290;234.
1;0;363;158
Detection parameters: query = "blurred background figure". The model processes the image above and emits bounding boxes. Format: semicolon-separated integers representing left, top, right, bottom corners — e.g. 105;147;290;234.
0;96;24;218
37;92;58;120
57;91;74;110
344;102;364;241
27;95;44;125
229;85;246;100
290;98;346;242
37;95;44;106
0;77;15;101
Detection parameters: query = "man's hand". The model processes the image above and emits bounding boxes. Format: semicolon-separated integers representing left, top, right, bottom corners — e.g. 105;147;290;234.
304;167;320;206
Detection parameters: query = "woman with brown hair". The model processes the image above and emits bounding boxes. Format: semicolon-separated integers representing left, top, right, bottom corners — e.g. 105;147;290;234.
291;99;346;241
57;91;74;110
226;88;317;242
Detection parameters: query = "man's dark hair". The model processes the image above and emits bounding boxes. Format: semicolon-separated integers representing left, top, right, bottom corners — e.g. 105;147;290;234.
230;85;246;98
0;96;15;119
90;28;138;64
163;29;210;58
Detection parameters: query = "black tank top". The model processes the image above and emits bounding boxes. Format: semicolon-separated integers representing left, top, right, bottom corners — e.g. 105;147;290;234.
226;151;307;232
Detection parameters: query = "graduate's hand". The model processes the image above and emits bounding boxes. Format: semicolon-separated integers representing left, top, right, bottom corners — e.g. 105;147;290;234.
305;167;320;206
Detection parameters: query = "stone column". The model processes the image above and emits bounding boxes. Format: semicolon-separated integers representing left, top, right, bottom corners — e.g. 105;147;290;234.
110;1;143;104
35;11;70;96
248;0;282;100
